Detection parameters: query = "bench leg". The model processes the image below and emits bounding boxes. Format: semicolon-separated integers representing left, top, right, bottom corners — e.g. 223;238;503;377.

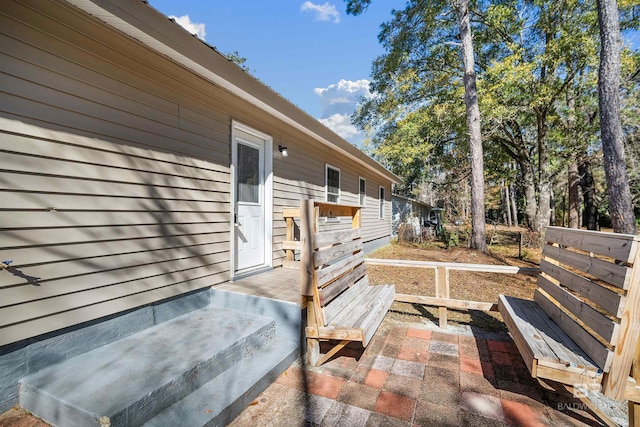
631;401;640;427
307;337;320;366
315;340;350;367
564;385;617;427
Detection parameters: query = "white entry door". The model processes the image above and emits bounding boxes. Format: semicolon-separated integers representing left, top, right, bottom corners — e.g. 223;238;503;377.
233;128;268;272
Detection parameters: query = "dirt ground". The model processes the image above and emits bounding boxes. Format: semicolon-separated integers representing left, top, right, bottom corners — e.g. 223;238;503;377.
368;225;541;333
0;408;49;427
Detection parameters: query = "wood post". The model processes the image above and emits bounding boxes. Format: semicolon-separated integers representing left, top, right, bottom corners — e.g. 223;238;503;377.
352;206;361;229
519;232;523;259
285;216;294;262
300;200;316;296
436;266;450;328
602;243;640;399
306;296;320;366
629;330;640;426
631;401;640;427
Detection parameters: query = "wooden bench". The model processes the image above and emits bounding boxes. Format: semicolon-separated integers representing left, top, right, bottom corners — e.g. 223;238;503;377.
498;226;640;406
296;200;395;366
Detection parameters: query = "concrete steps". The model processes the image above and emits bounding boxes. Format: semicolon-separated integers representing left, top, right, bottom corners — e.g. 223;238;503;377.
143;337;297;427
19;304;298;427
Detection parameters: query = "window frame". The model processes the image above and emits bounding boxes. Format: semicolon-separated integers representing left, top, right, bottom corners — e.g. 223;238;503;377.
325;163;341;203
359;177;366;207
379;185;385;219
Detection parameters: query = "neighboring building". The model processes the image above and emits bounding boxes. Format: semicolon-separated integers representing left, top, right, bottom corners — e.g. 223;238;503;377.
0;0;400;417
392;194;442;239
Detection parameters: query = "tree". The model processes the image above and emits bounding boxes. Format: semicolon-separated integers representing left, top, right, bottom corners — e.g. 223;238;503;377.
481;0;605;236
346;0;487;250
455;0;487;251
348;0;639;236
596;0;637;234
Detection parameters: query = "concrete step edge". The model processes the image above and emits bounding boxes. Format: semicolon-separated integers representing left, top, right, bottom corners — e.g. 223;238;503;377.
142;336;300;427
19;307;279;427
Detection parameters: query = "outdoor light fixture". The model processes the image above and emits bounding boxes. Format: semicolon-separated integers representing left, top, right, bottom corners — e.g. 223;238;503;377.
279;145;288;157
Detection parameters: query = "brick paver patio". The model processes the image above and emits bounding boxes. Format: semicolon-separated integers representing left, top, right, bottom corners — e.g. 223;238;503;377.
230;319;612;426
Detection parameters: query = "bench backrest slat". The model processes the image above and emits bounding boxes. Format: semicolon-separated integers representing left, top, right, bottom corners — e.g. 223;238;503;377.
545;226;639;263
538;226;640;399
315;228;361;249
319;262;366;307
315;239;362;266
537;274;619;344
539;259;624;317
534;289;614;371
543;244;631;289
317;251;365;288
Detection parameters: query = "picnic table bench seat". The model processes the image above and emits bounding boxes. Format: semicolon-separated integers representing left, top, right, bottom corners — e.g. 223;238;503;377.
498;226;640;402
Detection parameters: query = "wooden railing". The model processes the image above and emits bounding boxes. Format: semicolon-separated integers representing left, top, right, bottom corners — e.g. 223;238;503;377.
282;207;301;270
283;201;539;329
366;258;538;328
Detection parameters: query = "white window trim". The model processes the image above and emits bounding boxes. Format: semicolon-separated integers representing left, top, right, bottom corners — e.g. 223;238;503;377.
359;176;366;207
325;163;341;203
379;185;385;219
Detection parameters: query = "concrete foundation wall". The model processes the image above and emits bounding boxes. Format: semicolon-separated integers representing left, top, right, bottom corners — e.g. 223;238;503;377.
363;235;391;255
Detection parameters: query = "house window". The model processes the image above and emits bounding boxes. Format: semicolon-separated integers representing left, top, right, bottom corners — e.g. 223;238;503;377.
379;186;385;219
326;164;340;203
359;177;366;206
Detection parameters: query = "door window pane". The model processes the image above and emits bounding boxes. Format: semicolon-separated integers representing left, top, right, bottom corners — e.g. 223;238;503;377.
237;143;260;203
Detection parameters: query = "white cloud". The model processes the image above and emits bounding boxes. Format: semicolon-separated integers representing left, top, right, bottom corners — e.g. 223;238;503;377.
300;1;340;23
314;79;370;145
170;15;207;40
319;114;360;140
314;79;370;117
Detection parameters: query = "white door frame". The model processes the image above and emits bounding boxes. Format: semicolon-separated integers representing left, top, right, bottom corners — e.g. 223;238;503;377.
230;121;273;279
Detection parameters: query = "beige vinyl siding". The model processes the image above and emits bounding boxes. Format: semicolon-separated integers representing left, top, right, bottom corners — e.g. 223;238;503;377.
0;0;395;345
0;134;231;345
0;1;237;345
271;130;392;266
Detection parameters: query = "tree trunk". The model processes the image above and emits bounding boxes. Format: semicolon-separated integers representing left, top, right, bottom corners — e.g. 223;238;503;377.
568;161;581;228
456;0;487;252
536;111;551;236
510;183;519;228
520;159;538;230
580;160;598;230
597;0;637;234
566;73;581;230
537;179;552;233
504;182;513;228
